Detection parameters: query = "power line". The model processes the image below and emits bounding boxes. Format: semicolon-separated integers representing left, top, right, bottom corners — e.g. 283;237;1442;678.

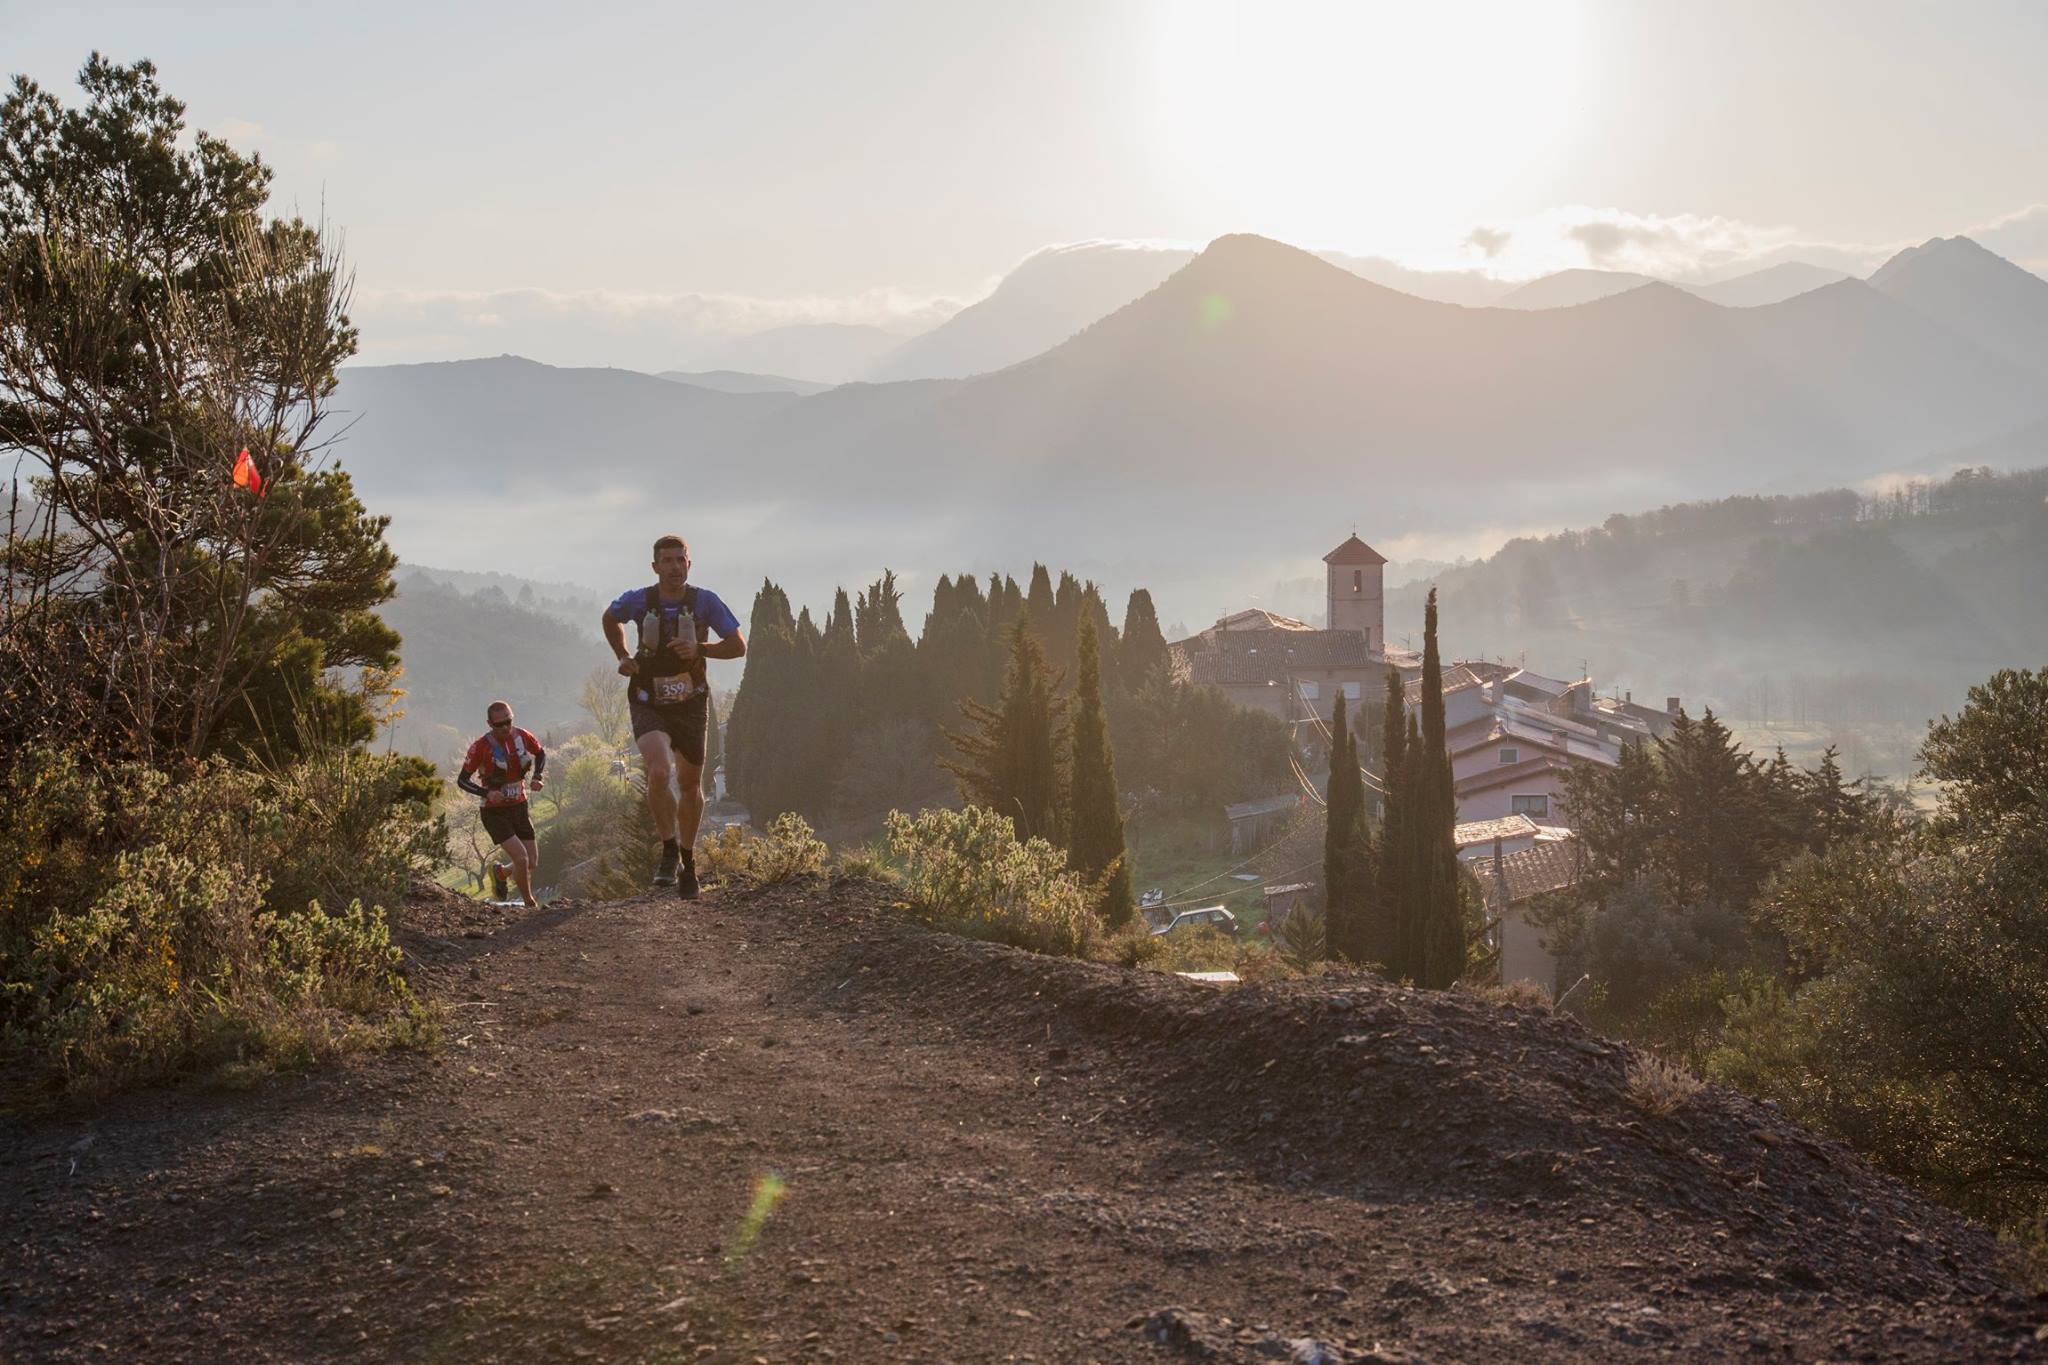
1152;857;1323;913
1288;673;1388;795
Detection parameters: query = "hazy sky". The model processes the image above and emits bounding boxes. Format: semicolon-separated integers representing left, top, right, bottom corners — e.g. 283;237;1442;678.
10;0;2047;357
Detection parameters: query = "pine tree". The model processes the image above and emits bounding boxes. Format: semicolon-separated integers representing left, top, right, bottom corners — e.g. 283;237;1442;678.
1653;707;1769;908
1416;589;1467;988
1560;737;1660;902
1066;618;1133;926
1802;744;1869;851
942;617;1066;842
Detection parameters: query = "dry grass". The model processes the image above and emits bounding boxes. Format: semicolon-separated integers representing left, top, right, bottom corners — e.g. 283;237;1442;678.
1627;1053;1705;1116
1461;979;1555;1010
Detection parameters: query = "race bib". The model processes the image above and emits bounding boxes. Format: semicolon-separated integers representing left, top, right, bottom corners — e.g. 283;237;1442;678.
651;674;699;705
485;781;526;807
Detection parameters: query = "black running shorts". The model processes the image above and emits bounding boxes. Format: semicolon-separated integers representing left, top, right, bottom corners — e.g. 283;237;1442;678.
630;694;708;768
480;802;537;845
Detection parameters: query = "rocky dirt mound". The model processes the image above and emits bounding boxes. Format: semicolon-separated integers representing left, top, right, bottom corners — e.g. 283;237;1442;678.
828;921;2015;1309
6;877;2041;1363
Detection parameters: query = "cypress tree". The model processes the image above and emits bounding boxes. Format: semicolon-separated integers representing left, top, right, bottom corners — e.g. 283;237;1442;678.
1323;696;1361;948
724;580;796;811
1360;667;1409;968
1050;570;1082;675
1393;710;1424;979
1416;589;1467;989
1119;588;1171;691
942;616;1066;843
1066;618;1133;927
1025;563;1056;628
1322;696;1377;963
1079;583;1119;697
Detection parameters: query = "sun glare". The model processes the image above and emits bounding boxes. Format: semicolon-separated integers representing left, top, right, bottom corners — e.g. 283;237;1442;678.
1145;0;1592;257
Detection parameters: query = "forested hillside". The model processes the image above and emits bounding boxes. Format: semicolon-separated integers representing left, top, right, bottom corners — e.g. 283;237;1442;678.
725;566;1294;832
378;572;612;758
1390;465;2048;773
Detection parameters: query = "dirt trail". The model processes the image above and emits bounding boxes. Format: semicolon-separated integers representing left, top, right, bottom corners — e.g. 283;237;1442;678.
2;878;2042;1363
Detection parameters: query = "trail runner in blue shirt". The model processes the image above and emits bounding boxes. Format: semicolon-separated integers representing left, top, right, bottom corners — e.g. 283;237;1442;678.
600;534;746;899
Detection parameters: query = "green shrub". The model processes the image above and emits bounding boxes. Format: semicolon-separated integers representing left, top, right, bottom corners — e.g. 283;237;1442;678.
1277;904;1327;974
832;841;895;885
1;745;431;1099
1148;924;1238;973
884;806;1098;957
696;812;830;888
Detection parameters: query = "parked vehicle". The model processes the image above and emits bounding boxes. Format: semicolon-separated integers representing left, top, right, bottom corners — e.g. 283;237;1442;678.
1150;905;1238;938
1138;888;1166;909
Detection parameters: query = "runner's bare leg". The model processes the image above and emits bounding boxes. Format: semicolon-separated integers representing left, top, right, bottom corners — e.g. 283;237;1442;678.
675;752;706;851
637;731;680;841
499;835;536;906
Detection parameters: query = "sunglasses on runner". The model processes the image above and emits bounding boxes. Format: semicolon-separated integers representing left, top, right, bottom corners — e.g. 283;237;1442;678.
490;718;513;728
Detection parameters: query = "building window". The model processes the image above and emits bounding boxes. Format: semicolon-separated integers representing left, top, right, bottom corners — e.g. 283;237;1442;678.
1341;681;1361;700
1510;794;1549;818
1498;746;1518;765
1299;680;1320;699
1352;569;1363;593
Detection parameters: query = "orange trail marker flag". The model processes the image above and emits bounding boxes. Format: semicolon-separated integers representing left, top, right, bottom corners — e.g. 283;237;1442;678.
232;447;265;497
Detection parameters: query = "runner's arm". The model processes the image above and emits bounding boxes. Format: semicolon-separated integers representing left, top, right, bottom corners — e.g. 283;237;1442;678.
455;765;489;798
700;628;746;661
601;611;635;676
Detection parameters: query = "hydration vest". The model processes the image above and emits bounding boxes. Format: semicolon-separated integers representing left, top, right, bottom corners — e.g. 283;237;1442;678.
632;584;707;705
483;730;533;807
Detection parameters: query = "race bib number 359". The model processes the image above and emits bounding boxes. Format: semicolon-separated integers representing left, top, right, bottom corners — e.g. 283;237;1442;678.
652;675;698;704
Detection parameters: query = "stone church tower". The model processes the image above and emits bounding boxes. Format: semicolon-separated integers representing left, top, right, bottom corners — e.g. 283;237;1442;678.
1325;533;1387;654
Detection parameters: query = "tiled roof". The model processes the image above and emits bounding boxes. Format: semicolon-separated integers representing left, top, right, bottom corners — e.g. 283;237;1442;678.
1455;753;1577;797
1324;534;1388;566
1453;814;1539;848
1172;628;1374;687
1212;608;1315;632
1503;669;1575;700
1474;838;1580;911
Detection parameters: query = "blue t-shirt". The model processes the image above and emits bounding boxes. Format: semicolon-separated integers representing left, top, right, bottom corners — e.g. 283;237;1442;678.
604;585;741;640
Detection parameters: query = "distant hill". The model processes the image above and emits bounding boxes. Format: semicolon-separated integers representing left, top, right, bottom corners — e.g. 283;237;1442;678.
333;235;2048;631
1689;261;1849;307
687;322;912;385
656;369;833;396
873;242;1192;381
1497;268;1658;309
1870;235;2048;374
1387;465;2048;772
1323;253;1517;307
869;241;1520;383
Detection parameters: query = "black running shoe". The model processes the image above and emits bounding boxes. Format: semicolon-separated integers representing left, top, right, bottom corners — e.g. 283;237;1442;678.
676;860;700;901
653;844;679;887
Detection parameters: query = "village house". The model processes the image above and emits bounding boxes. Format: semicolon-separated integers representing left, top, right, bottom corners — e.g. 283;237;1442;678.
1167;533;1406;724
1177;530;1685;984
1469;838;1580;989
